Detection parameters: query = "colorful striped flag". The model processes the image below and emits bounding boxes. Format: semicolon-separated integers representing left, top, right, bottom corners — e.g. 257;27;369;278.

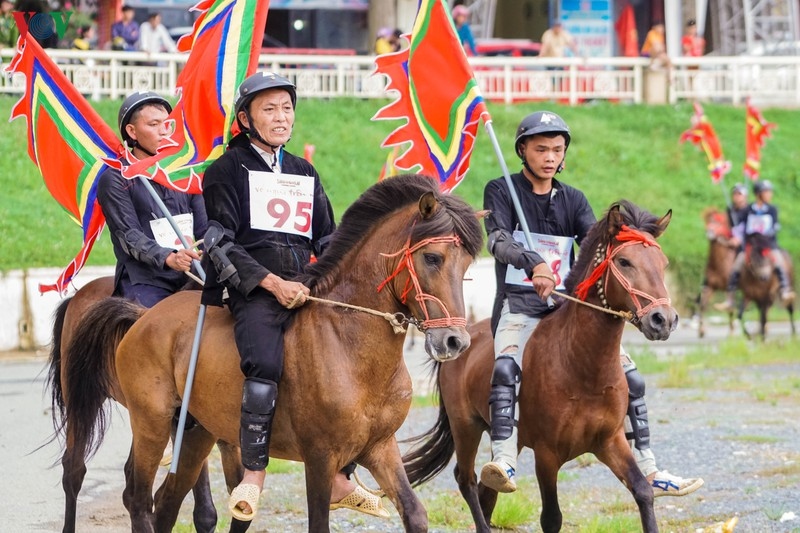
373;0;490;193
117;0;270;192
679;102;731;183
743;98;776;181
5;36;121;294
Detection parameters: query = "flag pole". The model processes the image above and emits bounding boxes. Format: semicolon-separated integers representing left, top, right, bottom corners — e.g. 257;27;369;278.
483;119;554;308
136;176;206;475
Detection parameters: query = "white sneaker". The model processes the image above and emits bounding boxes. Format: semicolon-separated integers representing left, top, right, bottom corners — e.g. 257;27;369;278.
651;470;704;497
479;460;517;493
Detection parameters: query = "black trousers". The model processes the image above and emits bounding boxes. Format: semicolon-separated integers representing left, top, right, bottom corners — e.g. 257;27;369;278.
226;288;293;383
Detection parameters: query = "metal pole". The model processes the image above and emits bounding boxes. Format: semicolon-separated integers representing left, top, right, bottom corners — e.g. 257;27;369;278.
483;119;554;308
136;175;206;474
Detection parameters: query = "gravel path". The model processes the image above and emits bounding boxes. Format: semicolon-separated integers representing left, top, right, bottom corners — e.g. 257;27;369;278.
4;326;799;532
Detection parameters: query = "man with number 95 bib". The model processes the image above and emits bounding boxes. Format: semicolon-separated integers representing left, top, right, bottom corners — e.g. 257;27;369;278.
202;72;387;522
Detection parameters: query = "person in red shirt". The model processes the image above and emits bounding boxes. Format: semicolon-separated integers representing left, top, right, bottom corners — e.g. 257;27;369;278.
681;19;705;57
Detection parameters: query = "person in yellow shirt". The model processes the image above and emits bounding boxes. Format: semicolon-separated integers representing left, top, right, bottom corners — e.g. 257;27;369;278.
641;22;671;69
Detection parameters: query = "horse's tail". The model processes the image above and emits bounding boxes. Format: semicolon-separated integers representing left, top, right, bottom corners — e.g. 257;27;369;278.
401;363;455;487
63;297;146;461
46;296;72;440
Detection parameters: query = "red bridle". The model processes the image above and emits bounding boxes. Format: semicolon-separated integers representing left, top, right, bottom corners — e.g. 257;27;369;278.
376;234;467;330
575;225;671;322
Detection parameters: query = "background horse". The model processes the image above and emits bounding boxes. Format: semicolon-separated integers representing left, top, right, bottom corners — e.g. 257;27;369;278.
403;200;676;533
738;233;796;339
692;207;737;337
48;278;246;532
61;174;483;533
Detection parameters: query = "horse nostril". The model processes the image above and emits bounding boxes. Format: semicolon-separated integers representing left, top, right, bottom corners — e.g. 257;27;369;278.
447;335;463;353
650;311;665;327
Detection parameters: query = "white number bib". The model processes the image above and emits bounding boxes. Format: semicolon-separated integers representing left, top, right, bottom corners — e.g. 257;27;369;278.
745;213;774;236
249;171;314;238
505;230;574;290
149;213;195;248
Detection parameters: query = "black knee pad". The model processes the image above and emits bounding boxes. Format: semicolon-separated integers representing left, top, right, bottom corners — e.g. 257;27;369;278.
240;378;278;471
625;368;650;450
488;356;521;441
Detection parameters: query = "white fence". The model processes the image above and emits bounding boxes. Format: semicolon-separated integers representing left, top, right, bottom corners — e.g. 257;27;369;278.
2;48;800;106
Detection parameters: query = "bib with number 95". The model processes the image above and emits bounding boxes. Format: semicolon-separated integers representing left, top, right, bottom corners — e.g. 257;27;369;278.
248;171;315;238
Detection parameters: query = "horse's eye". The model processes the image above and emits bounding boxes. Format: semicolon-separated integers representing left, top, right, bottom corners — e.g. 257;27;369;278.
423;253;442;268
618;257;632;268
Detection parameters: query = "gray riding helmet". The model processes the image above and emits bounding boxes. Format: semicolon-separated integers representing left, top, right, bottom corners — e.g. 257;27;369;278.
234;72;297;132
118;91;172;143
753;180;774;195
514;111;571;158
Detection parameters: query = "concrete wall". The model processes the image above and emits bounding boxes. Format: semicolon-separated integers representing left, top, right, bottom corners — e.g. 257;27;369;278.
0;260;498;352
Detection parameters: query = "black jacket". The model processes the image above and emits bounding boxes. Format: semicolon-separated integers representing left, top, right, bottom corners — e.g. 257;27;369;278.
202;133;336;304
96;160;208;293
483;173;595;321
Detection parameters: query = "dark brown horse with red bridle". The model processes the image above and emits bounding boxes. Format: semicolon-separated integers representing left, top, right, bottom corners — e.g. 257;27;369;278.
692;207;737;337
403;200;677;533
47;278;248;533
59;174;483;533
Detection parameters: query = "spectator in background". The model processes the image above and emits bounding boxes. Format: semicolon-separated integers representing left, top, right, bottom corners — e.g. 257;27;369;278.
539;22;578;58
72;25;96;51
112;4;139;51
641;22;671;69
681;19;705;57
0;0;19;49
139;12;178;55
374;27;395;55
452;4;477;56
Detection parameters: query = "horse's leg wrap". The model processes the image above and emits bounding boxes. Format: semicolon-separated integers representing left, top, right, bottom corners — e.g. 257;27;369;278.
624;367;651;451
488;356;521;441
240;378;278;471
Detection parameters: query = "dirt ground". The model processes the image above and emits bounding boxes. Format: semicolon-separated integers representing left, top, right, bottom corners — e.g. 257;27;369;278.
3;326;799;532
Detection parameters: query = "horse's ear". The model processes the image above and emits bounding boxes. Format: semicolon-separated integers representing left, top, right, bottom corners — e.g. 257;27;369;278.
653;209;672;238
476;209;490;220
419;192;439;220
606;204;623;238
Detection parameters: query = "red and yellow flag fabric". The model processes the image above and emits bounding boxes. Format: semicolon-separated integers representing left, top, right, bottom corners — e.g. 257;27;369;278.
743;98;776;181
117;0;270;192
680;102;731;183
373;0;490;193
5;36;121;294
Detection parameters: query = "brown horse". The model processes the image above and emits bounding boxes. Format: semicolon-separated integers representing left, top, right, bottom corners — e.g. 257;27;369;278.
693;207;737;337
60;174;483;533
47;278;247;532
403;200;677;533
737;233;796;339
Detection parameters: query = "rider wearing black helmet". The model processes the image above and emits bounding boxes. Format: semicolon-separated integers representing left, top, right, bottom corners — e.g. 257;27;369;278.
719;179;794;310
480;111;704;498
202;72;387;522
97;91;207;307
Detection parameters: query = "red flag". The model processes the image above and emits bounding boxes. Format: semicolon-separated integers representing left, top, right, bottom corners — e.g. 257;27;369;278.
373;0;490;193
615;5;639;57
743;98;776;181
680;102;731;183
5;37;121;293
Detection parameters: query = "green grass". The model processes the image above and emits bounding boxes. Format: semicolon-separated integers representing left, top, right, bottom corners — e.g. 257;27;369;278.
2;96;800;310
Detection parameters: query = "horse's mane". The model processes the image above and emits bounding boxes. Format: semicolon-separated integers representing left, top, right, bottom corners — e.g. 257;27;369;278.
564;199;661;295
298;174;483;292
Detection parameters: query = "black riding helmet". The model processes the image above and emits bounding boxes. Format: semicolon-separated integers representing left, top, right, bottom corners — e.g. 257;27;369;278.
753;180;774;196
118;91;172;144
514;111;571;175
234;71;297;134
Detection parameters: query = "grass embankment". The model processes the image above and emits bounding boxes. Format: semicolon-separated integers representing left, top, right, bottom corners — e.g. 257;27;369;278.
1;96;799;310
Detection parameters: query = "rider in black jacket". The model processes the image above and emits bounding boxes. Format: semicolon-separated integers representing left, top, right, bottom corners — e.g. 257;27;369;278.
97;91;207;307
480;111;704;498
202;72;387;522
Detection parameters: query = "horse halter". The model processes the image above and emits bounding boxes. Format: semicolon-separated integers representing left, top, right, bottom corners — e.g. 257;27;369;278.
376;232;467;331
575;225;671;324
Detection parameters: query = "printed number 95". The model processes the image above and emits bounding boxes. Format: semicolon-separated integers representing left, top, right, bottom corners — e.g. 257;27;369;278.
267;199;312;232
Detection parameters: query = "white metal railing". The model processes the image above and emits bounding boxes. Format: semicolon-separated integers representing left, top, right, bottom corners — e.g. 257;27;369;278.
2;48;800;106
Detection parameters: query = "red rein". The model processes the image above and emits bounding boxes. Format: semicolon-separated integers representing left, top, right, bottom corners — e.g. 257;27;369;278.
376;234;467;330
575;225;670;319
